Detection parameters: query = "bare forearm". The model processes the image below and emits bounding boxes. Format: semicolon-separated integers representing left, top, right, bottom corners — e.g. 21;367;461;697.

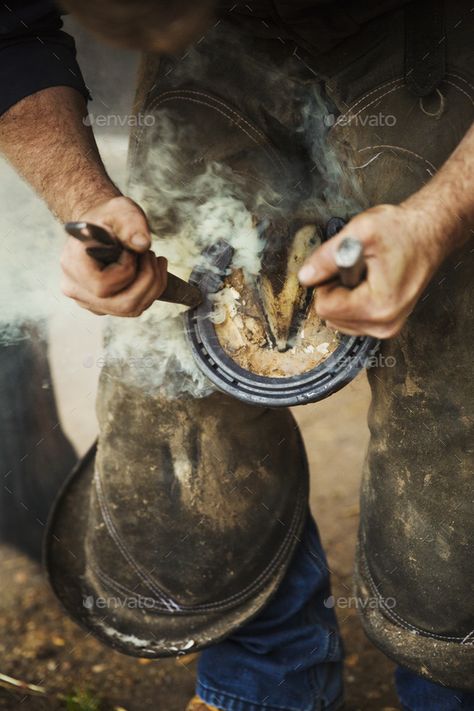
403;123;474;260
0;86;120;221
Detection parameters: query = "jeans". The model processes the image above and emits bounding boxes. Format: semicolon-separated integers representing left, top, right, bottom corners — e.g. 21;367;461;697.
197;516;474;711
197;515;344;711
396;667;474;711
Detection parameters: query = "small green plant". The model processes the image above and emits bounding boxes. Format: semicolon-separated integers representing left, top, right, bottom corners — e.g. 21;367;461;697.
65;690;101;711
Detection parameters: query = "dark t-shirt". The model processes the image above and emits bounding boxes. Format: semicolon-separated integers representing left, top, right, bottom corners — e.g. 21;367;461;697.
0;0;411;116
0;0;88;115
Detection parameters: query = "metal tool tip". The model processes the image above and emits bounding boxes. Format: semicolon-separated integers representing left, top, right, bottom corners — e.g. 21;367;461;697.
335;236;363;268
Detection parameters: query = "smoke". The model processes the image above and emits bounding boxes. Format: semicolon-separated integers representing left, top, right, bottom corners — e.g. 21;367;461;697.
104;112;266;398
0;157;63;344
299;85;367;219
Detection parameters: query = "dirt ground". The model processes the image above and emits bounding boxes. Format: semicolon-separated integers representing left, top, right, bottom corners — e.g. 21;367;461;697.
0;371;400;711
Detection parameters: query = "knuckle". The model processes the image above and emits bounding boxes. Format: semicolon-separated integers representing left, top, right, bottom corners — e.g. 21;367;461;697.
351;214;374;236
120;295;140;315
118;301;144;318
377;302;399;323
60;250;76;271
116;196;145;219
372;322;400;339
315;304;328;320
91;281;110;299
61;283;75;299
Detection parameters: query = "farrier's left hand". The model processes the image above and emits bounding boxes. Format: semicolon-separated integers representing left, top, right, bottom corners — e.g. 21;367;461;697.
298;203;448;338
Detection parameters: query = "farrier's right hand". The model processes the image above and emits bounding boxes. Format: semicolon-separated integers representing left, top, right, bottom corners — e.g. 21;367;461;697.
60;196;168;317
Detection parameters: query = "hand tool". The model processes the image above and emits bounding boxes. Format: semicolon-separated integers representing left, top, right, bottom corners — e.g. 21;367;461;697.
64;221;203;309
324;216;367;289
334;237;367;288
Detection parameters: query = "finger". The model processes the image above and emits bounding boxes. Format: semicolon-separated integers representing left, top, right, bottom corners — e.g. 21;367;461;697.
63;252;167;317
325;318;403;339
317;279;412;332
72;300;108;316
61;238;137;297
72;252;165;317
103;198;152;253
315;282;373;322
325;320;366;336
298;210;378;287
96;251;158;316
130;252;163;311
298;235;344;287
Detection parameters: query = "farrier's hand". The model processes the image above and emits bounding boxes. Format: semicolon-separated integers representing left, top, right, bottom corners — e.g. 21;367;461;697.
60;195;168;317
298;203;449;338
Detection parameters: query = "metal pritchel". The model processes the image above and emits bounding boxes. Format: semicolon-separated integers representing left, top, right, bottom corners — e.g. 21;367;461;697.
335;237;366;288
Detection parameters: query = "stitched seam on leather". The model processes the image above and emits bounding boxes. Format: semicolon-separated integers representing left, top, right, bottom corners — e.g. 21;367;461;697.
361;555;467;641
158;89;273;148
342;75;474;126
89;561;175;613
461;629;474;645
89;490;301;614
94;470;180;611
131;91;277;165
130;90;284;174
92;470;306;613
338;77;404;120
444;80;474;105
446;72;474;93
153;94;283;169
350;84;405;119
356;145;437;174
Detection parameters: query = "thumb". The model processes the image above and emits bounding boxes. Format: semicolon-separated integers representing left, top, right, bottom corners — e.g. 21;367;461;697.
108;199;152;254
298;233;345;287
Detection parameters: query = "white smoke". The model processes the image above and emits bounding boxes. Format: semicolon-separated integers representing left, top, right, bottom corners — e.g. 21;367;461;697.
103;112;266;398
0;158;63;344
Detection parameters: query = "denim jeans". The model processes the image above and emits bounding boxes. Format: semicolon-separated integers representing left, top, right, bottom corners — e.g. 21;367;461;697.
395;667;474;711
197;515;474;711
197;514;344;711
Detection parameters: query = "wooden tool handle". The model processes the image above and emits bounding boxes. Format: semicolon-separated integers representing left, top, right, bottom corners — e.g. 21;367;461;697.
160;273;203;308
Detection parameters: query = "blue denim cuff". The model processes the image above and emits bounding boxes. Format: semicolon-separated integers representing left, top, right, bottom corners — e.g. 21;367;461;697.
197;679;345;711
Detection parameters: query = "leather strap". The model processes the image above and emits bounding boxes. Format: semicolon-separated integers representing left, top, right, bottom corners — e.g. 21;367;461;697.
405;0;446;96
